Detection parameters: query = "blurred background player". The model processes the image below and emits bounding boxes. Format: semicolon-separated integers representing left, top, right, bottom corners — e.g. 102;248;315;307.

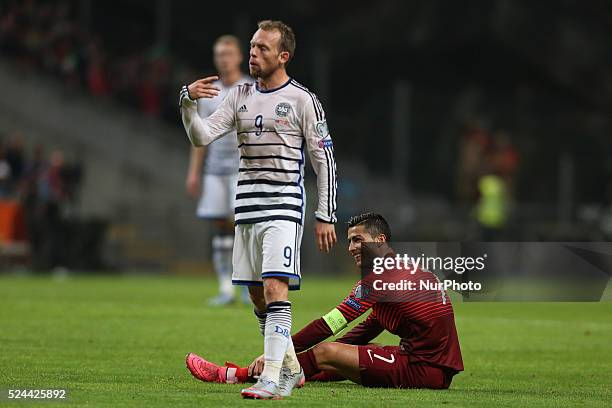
185;35;252;306
181;20;338;399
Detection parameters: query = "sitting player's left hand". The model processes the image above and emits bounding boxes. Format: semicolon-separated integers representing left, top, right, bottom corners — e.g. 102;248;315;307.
248;354;265;377
315;221;337;253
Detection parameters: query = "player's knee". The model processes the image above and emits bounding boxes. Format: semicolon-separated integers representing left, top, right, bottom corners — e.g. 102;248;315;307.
312;342;335;365
263;277;289;303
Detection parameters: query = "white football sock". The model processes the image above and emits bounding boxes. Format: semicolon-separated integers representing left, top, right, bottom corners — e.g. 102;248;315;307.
261;301;292;383
212;235;233;297
283;337;301;374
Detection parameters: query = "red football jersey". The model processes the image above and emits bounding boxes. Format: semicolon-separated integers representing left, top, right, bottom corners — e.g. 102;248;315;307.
292;252;464;374
336;262;464;373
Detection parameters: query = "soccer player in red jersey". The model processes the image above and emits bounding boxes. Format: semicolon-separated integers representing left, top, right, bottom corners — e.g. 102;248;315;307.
187;212;463;389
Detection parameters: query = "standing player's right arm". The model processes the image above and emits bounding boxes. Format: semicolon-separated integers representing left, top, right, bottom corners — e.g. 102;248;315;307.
186;146;206;198
179;76;237;146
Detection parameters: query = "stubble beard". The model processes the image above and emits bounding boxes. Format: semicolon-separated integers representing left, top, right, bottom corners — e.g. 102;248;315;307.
250;62;281;82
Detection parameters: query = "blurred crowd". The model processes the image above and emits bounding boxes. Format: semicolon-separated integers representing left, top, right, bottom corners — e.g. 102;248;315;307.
0;132;82;205
456;119;520;239
0;131;83;269
0;0;177;120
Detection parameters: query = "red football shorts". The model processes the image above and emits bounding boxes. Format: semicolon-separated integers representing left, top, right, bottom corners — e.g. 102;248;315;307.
358;345;453;389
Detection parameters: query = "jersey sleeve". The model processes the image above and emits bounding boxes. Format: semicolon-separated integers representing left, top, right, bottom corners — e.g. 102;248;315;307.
196;95;215;118
336;311;384;345
333;280;375;325
291;280;376;352
301;94;337;223
180;85;237;146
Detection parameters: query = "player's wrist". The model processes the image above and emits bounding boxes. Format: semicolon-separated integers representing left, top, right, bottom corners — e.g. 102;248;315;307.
315;216;335;224
179;85;196;107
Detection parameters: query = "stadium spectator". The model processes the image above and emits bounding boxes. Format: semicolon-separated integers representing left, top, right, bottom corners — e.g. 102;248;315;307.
5;131;25;191
486;129;519;197
0;0;175;118
0;142;11;197
456;118;491;205
85;38;110;96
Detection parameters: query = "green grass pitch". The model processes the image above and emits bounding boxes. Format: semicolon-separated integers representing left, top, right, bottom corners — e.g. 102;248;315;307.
1;275;611;407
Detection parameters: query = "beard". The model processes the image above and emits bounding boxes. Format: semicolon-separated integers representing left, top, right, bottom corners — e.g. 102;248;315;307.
249;61;279;80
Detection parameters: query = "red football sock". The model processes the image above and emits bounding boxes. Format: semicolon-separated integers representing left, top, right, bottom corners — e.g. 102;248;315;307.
224;363;252;384
235;367;250;382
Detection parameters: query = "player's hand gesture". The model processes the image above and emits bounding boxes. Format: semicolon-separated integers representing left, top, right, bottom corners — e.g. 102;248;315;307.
315;221;337;253
187;76;221;99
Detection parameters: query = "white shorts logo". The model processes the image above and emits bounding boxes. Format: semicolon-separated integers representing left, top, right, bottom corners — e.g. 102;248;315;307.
367;349;395;364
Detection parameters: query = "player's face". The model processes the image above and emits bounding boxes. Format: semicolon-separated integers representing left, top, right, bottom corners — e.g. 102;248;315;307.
249;29;288;79
213;42;242;76
347;225;376;267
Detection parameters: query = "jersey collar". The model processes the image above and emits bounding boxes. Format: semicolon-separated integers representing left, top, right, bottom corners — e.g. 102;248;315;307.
256;77;292;94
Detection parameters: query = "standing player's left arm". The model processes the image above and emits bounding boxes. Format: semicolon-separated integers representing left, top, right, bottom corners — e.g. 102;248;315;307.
302;95;337;252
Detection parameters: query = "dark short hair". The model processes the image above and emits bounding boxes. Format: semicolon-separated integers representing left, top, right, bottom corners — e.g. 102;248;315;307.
257;20;296;66
347;212;392;242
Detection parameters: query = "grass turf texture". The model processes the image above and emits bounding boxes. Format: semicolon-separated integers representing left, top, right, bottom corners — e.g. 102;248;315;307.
1;275;611;407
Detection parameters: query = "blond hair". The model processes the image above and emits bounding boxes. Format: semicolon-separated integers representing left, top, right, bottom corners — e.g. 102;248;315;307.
257;20;296;65
214;35;241;51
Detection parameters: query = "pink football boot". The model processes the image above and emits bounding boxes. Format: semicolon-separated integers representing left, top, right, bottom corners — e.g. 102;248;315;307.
185;353;227;383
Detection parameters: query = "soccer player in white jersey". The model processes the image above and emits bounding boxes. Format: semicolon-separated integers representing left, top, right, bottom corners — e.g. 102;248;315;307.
180;20;338;399
185;35;252;306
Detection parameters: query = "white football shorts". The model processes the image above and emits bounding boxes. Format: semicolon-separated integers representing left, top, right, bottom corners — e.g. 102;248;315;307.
232;220;303;290
196;173;238;219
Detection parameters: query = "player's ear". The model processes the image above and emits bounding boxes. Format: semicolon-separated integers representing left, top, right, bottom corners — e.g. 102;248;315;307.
279;51;290;65
375;234;388;243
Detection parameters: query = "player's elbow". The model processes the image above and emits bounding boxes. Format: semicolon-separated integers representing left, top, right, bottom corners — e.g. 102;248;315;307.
188;133;204;147
187;126;210;147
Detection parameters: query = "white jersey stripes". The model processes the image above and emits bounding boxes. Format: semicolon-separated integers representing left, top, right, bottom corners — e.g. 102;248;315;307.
197;75;252;175
180;77;337;226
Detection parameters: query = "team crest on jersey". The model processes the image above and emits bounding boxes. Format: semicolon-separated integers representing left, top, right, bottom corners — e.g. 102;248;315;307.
275;102;292;117
315;121;329;138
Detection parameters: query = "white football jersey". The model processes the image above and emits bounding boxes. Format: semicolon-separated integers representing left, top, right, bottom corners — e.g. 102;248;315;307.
180;78;337;225
197;74;252;175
